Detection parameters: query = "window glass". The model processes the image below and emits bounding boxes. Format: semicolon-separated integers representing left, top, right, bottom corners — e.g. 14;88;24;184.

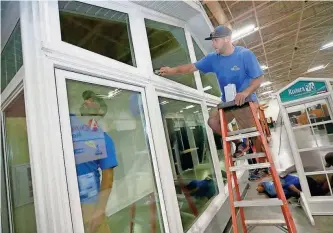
58;1;136;67
207;107;226;183
145;19;196;89
306;174;333;197
1;22;23;92
65;80;164;233
286;104;309;127
2;94;37;233
192;38;221;97
159;97;218;231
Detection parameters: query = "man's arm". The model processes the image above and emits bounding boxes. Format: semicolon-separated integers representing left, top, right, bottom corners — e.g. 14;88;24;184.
96;168;114;211
235;75;264;105
288;184;301;196
160;64;197;76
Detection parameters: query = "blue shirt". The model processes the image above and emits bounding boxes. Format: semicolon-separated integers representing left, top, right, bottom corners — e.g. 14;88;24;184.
194;46;264;102
188;180;216;198
281;174;301;191
262;175;301;197
70;114;118;204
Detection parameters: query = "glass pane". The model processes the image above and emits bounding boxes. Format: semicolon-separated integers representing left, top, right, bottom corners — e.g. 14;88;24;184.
293;126;317;149
3;94;37;233
313;126;333;147
66;80;164;233
192;38;221;97
306;174;332;197
300;151;325;173
286;104;309;127
208;107;226;183
145;19;196;89
58;1;136;67
159;97;218;231
1;21;23;92
305;99;331;124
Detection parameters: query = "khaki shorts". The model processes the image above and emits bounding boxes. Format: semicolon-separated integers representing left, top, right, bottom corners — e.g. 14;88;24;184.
218;103;259;130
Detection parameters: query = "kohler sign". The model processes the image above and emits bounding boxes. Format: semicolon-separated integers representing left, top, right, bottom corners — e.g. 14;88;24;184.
280;80;327;102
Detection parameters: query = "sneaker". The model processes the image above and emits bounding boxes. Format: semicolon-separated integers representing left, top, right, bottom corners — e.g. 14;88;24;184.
248;173;261;181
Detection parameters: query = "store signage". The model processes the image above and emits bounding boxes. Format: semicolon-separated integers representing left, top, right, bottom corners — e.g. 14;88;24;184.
279;80;328;102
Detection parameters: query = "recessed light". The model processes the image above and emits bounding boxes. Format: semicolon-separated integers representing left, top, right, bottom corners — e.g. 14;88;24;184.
320;41;333;50
307;65;325;73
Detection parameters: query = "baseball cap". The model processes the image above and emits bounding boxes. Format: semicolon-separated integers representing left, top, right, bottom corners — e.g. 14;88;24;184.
205;25;232;40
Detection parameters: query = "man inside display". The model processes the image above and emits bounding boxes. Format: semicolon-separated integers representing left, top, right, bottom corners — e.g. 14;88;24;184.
70;90;118;233
159;25;264;155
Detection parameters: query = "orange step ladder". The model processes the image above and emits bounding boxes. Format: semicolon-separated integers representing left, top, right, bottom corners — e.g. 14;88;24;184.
218;98;297;233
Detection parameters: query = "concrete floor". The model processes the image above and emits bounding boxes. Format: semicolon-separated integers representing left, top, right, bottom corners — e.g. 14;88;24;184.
226;125;333;233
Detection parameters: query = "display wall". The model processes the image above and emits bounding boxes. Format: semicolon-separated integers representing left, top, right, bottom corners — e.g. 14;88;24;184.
1;1;248;233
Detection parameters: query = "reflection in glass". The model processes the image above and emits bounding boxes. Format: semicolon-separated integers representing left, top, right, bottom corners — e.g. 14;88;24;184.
192;38;221;97
294;127;317;149
208;107;226;183
286;104;309;126
305;100;331;124
1;21;23;92
306;174;332;197
159;97;218;231
58;1;136;66
300;151;325;173
145;19;196;89
66;80;164;233
3;94;37;233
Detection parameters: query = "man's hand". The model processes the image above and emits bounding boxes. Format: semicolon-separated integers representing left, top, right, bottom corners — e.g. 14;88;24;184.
234;91;249;106
160;67;175;76
88;210;106;233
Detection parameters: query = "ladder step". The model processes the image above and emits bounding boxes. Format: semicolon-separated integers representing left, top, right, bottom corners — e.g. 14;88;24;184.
234;198;282;207
229;162;270;171
245;219;286;226
232;152;266;161
226;131;260;141
228;127;257;136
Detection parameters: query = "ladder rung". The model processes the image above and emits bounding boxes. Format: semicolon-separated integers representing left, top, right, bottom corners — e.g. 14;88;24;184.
229;163;270;171
228;127;257;136
234;198;282;207
245;219;286;226
226;131;260;141
232;152;266;161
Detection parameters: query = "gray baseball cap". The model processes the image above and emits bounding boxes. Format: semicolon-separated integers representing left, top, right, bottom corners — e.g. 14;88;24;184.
205;25;232;40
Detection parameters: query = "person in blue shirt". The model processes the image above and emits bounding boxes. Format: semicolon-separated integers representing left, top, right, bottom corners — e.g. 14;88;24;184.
256;174;331;198
159;25;264;153
186;177;217;199
70;90;118;233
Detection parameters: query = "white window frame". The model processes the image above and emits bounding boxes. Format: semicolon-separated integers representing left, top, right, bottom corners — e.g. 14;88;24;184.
55;68;171;233
155;92;227;233
15;1;234;232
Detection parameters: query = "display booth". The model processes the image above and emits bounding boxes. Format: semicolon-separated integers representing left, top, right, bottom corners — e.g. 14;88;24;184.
277;77;333;216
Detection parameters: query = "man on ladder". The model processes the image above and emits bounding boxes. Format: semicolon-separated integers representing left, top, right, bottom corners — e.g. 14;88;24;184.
160;25;297;233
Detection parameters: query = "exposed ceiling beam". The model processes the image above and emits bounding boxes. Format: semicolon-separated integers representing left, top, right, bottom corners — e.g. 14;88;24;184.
306;27;333;71
203;0;231;28
224;1;275;25
252;0;271;81
249;9;333;51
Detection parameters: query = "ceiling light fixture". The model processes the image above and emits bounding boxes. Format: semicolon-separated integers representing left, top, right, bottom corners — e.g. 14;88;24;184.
260;65;268;71
307;65;325;73
232;24;258;42
260;90;274;96
260;81;272;87
203;86;212;91
320;41;333;50
184;105;194;109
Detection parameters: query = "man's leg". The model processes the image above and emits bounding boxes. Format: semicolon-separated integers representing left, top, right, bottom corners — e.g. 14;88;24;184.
208;108;222;135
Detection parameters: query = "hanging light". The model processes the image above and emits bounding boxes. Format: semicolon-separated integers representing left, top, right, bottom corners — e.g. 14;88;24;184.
232;24;258;42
